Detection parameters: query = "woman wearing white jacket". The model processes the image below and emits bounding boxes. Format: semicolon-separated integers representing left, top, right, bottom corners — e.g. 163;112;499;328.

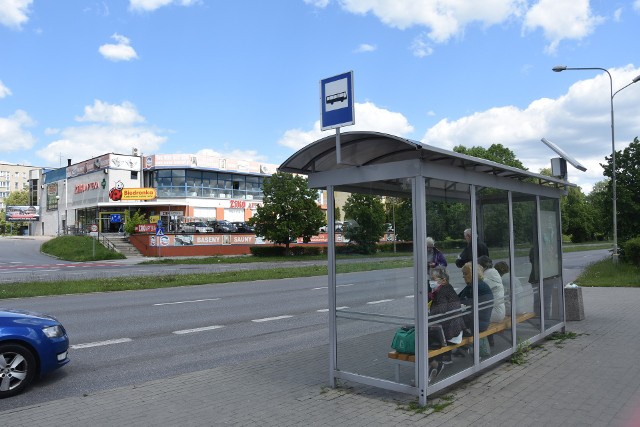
478;256;505;323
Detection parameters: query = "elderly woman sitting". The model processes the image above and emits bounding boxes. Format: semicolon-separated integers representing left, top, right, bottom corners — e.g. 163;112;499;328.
428;266;465;382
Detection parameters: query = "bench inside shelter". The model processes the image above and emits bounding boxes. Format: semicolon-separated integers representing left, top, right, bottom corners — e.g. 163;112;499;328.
388;312;535;381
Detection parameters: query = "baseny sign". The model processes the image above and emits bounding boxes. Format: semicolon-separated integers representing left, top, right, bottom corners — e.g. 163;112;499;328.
121;188;157;200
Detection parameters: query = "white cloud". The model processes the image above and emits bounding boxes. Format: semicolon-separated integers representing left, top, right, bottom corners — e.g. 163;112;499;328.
613;8;622;22
313;1;604;54
278;101;414;151
635;1;640;12
36;100;167;165
355;43;376;53
76;100;145;125
129;0;199;12
0;110;36;152
410;34;434;58
422;66;640;193
304;0;330;8
196;148;267;162
523;0;604;54
338;0;525;43
0;0;32;30
99;33;139;62
0;81;12;98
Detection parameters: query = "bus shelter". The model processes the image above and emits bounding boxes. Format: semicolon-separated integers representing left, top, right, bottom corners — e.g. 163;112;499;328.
280;131;570;406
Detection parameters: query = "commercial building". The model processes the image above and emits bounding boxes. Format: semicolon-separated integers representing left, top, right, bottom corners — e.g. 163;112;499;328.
37;153;278;236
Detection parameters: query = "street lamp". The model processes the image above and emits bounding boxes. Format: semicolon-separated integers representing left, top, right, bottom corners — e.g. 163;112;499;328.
552;65;640;262
55;195;61;236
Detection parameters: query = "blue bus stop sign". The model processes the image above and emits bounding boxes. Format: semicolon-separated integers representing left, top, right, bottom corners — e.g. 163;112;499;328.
320;71;354;131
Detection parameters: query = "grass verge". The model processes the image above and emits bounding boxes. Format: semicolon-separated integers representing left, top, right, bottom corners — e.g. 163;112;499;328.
0;258;412;299
41;236;125;261
575;258;640;287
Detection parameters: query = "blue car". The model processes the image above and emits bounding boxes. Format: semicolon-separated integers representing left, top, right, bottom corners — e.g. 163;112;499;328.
0;309;70;398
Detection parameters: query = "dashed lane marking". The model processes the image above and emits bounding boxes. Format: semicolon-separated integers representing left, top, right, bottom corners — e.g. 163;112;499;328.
154;298;221;306
251;315;293;323
173;325;224;335
71;338;132;349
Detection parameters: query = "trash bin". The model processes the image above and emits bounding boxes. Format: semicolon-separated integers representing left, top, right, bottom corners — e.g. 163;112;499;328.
564;285;585;321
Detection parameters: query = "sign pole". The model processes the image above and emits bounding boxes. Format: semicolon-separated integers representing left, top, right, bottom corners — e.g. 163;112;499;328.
336;127;341;164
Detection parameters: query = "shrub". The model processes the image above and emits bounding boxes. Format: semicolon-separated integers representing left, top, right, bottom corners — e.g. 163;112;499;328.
377;242;413;252
621;237;640;266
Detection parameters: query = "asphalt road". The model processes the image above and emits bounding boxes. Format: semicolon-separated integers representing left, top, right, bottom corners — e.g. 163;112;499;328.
0;237;609;411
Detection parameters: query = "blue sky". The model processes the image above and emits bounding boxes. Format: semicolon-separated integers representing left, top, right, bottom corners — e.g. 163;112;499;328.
1;0;639;193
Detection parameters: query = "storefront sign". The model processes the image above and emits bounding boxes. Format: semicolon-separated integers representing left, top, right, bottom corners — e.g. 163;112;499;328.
136;224;157;233
75;182;100;194
120;188;157;200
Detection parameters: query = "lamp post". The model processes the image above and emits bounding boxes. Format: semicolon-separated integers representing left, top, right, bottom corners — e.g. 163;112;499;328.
55;195;61;236
552;65;640;262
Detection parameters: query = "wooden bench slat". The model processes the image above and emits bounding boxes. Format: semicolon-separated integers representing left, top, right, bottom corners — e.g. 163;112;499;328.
389;312;536;362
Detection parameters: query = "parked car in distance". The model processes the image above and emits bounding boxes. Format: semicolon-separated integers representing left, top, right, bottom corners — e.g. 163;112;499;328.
180;221;213;233
319;224;328;233
231;221;254;233
208;220;237;233
0;309;70;398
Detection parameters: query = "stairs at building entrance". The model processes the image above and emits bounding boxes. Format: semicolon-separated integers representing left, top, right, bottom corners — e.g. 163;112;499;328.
99;233;144;258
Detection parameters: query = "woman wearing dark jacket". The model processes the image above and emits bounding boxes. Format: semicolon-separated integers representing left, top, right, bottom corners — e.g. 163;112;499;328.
428;267;465;382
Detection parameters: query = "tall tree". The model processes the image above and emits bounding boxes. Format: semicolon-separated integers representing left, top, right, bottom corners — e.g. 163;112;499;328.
586;180;611;240
248;172;324;254
343;194;386;254
601;136;640;241
561;186;594;242
453;143;527;170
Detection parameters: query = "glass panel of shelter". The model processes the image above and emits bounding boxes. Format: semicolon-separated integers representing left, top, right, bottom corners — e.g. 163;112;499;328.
333;179;415;386
512;192;542;342
540;197;564;329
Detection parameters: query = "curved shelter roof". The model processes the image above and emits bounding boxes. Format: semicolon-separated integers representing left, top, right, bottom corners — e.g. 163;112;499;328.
279;131;571;194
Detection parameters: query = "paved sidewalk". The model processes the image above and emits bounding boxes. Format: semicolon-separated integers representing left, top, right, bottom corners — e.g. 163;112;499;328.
3;287;640;427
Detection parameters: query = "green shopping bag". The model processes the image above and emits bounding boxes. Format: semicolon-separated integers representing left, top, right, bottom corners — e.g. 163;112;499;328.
391;325;415;354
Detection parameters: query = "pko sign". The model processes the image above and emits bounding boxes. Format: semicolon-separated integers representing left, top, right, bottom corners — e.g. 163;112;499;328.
320;71;354;131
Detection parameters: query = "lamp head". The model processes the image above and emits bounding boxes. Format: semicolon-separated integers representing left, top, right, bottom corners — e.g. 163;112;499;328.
552;65;567;72
633;74;640;83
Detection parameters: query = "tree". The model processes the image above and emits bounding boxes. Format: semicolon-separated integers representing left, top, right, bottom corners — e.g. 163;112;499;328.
586;180;611;240
538;168;594;242
124;210;148;235
454;143;527;170
561;186;594;242
248;172;324;254
601;136;640;241
4;190;29;206
343;194;386;254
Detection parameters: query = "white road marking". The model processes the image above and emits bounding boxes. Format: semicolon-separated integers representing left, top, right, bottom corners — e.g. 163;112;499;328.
71;338;132;349
405;295;414;298
367;299;394;305
316;306;349;312
251;315;293;323
312;283;355;290
154;298;221;306
173;325;224;335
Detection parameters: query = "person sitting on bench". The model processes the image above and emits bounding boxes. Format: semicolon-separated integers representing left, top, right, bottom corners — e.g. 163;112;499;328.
457;262;494;357
428;267;466;381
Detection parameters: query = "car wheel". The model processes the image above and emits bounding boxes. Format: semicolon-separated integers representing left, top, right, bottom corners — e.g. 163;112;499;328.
0;344;37;398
